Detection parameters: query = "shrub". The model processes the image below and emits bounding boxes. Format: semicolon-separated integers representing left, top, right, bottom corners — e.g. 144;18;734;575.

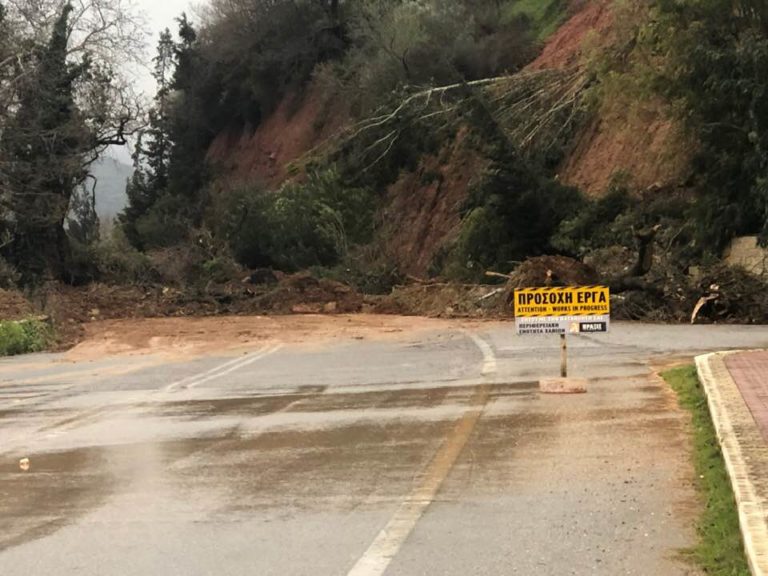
133;195;192;250
552;184;635;256
439;158;585;281
0;319;52;357
94;227;157;284
216;168;375;271
0;256;19;289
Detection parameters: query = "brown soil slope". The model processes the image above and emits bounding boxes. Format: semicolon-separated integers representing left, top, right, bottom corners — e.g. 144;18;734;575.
203;0;692;277
529;0;691;196
528;0;613;71
206;81;350;187
379;127;488;278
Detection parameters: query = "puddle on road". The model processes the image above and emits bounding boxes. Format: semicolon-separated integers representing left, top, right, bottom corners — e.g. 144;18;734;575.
0;380;593;554
153;382;538;420
0;435;230;553
0;447;112;552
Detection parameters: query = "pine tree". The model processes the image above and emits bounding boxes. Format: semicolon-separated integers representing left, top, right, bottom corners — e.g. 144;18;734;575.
119;28;177;249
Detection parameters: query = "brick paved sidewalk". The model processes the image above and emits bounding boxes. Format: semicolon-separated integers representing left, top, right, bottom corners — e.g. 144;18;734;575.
696;351;768;576
697;351;768;576
726;351;768;442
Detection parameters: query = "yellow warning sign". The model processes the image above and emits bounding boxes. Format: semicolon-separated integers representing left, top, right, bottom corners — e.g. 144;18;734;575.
514;286;610;318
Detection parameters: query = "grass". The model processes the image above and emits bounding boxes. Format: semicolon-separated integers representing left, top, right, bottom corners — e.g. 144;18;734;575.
0;318;52;357
662;365;750;576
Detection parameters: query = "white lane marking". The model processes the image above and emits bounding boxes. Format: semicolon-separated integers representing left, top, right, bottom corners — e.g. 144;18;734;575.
346;384;490;576
185;345;283;390
164;353;262;392
164;344;282;392
464;331;497;376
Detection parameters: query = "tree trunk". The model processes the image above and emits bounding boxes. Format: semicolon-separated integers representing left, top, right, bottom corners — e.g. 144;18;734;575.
6;219;70;284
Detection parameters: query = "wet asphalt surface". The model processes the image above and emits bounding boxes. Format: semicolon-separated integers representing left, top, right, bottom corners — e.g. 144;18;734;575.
0;320;767;575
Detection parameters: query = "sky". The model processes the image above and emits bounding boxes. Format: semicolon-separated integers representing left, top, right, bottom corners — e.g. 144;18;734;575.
136;0;196;93
110;0;196;163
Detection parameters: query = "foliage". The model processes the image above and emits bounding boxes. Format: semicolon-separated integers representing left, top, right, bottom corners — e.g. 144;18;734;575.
507;0;570;39
0;4;90;283
662;366;750;576
552;183;636;256
310;244;403;295
67;184;100;247
0;319;52;357
132;194;193;250
0;256;19;289
440;150;585;281
640;0;768;253
217;168;375;271
64;223;160;286
0;1;144;284
335;0;539;111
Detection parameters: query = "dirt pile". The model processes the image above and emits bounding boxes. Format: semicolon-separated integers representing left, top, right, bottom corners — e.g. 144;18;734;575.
507;255;599;288
374;256;597;318
0;289;34;321
253;272;364;314
3;273;365;350
374;282;511;318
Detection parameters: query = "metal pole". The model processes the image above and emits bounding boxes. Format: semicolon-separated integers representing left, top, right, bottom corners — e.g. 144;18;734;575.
560;334;568;378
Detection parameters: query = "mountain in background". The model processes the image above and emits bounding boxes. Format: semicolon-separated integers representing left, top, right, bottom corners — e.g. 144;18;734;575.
89;157;132;222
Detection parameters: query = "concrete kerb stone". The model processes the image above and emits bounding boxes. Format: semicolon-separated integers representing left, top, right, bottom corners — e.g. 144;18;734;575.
539;377;588;394
695;352;768;576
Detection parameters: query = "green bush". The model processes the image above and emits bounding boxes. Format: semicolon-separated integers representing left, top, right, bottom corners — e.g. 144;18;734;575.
439;157;585;281
94;227;157;284
552;184;635;256
0;319;52;357
133;195;192;249
217;168;375;271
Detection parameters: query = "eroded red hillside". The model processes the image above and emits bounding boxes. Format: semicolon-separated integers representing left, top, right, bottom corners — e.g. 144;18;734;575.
528;0;613;71
526;0;692;195
203;0;693;277
379;127;488;278
206;81;350;187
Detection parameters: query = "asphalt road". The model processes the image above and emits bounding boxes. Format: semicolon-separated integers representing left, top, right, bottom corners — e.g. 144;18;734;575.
1;318;766;575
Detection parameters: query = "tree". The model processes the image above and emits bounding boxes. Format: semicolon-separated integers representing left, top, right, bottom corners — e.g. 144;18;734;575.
120;29;178;248
0;0;145;282
1;0;146;153
649;0;768;251
0;3;90;281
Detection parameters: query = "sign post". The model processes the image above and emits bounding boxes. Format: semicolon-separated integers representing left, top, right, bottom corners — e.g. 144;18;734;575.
514;285;610;390
560;334;567;378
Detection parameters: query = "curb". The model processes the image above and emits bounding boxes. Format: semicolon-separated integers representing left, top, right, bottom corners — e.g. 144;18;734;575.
696;352;768;576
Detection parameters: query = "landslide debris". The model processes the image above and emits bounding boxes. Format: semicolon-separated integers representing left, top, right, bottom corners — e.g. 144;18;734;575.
0;273;365;350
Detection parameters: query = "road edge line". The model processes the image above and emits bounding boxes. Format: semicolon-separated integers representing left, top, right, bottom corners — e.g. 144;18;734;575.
696;352;768;576
345;384;491;576
464;331;497;376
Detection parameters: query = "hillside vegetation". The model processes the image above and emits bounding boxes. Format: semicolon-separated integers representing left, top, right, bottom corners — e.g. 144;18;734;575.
3;0;768;323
